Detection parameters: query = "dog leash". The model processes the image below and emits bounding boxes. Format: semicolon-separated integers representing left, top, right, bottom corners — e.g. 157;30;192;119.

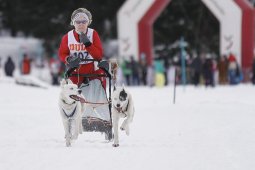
69;95;110;106
77;65;81;87
67;60;113;108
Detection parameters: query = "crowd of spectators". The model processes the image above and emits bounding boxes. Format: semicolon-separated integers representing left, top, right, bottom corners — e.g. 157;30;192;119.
1;51;255;87
116;52;255;87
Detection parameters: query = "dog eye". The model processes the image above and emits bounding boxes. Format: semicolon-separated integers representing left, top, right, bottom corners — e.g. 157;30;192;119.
119;97;125;101
70;87;73;90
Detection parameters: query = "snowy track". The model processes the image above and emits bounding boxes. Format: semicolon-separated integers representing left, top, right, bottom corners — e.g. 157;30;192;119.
0;80;255;170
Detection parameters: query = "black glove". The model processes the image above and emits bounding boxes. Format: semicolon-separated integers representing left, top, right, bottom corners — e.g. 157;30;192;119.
79;33;92;47
66;55;80;69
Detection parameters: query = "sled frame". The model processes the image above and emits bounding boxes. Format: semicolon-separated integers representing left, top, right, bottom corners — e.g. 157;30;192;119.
65;59;113;140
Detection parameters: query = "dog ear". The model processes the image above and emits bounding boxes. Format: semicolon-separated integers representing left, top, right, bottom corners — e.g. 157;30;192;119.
121;84;126;93
122;88;126;94
67;79;73;84
60;79;67;87
122;83;125;89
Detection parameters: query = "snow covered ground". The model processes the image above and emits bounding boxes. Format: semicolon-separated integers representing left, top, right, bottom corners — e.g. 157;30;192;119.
0;77;255;170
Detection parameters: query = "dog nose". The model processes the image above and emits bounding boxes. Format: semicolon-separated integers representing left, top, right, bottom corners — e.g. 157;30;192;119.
78;89;82;94
116;104;120;107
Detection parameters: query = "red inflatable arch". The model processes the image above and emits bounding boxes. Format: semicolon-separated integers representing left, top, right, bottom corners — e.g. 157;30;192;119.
137;0;254;69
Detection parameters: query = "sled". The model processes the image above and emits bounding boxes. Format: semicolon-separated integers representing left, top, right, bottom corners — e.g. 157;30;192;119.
65;58;115;141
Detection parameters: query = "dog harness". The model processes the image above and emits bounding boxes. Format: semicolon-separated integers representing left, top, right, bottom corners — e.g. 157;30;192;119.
61;99;77;118
62;105;77;118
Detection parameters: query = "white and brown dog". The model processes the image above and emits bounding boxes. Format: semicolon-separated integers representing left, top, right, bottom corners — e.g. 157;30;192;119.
112;85;134;147
59;79;85;147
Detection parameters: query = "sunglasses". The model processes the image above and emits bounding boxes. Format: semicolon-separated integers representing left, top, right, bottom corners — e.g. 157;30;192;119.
75;20;88;24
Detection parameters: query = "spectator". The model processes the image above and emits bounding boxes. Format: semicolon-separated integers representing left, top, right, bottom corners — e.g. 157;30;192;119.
130;56;140;86
154;58;165;87
212;57;218;85
140;53;147;86
21;54;31;75
191;55;202;86
167;60;176;85
49;57;60;85
228;53;243;85
203;54;214;87
218;55;228;84
4;56;15;77
121;59;132;86
147;64;155;87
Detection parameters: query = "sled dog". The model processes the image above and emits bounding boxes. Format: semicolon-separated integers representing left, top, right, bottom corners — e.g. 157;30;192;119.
59;79;85;147
112;85;134;147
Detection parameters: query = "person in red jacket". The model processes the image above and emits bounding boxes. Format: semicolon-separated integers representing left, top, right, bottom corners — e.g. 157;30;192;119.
58;8;105;87
22;54;31;75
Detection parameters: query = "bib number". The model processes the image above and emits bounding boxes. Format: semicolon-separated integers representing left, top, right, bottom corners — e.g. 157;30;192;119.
73;52;90;64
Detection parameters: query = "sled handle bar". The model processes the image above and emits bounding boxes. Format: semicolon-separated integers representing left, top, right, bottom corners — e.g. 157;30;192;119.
68;73;110;78
80;58;101;62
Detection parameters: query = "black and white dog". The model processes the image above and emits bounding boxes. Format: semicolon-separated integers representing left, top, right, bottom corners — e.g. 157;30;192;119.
112;85;134;147
59;79;85;147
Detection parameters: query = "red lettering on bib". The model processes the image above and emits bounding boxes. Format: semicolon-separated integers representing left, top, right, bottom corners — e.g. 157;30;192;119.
69;44;74;50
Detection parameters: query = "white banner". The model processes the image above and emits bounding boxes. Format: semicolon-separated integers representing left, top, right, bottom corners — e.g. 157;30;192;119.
117;0;155;61
201;0;242;66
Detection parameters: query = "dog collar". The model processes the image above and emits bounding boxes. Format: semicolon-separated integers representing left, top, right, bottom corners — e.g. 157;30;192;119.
126;100;129;112
114;107;127;117
62;99;76;105
114;100;129;117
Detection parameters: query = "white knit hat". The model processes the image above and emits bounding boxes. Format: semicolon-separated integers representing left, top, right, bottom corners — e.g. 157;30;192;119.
70;8;92;26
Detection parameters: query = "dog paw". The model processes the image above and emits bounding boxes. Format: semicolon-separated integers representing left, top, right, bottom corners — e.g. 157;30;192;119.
66;140;71;147
124;126;130;135
112;144;119;147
